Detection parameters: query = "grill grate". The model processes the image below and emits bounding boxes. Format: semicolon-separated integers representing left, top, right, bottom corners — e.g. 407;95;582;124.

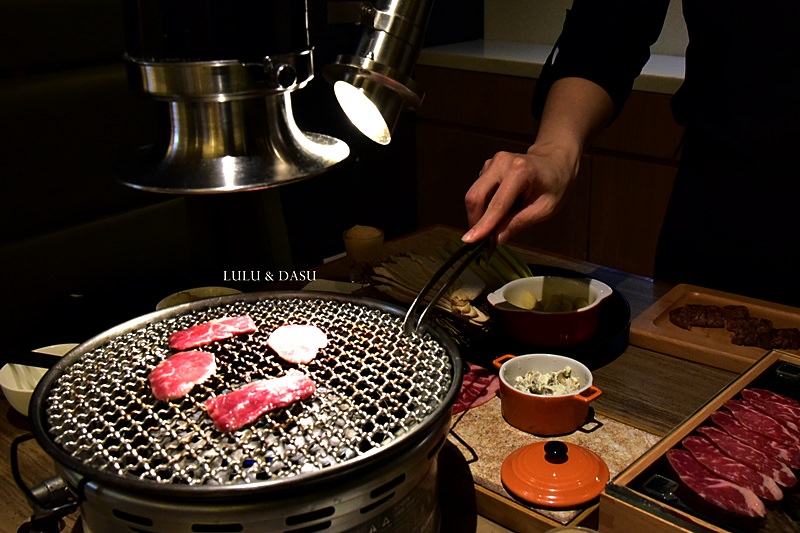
42;296;454;488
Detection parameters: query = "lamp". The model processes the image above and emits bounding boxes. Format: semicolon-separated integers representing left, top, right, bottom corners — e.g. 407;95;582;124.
325;0;434;145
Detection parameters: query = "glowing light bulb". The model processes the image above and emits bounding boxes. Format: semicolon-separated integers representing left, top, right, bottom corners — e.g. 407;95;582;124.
334;81;391;145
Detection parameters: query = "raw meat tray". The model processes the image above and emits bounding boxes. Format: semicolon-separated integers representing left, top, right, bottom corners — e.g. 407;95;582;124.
600;351;800;533
630;284;800;372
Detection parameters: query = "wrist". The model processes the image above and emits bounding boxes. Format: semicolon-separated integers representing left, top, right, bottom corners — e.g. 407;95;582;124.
526;139;582;178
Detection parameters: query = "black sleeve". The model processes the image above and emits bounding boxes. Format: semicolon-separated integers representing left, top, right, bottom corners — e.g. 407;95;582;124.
532;0;670;121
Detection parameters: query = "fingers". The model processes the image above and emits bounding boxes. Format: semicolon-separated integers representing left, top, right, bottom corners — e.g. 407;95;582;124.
463;149;569;244
463;162;499;233
462;189;493;243
463;168;528;243
464;181;493;228
463;155;519;243
464;154;514;223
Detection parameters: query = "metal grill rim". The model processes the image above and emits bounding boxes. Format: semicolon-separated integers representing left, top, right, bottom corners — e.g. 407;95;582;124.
31;292;461;498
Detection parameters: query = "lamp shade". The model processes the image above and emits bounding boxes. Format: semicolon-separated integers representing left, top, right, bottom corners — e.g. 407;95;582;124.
325;0;433;144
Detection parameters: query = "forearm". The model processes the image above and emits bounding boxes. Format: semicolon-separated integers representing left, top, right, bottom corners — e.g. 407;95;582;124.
462;77;615;244
531;77;615;175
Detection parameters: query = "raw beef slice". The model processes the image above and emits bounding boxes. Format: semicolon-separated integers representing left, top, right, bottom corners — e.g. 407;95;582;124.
169;315;257;351
725;399;800;447
741;397;800;434
453;364;500;414
204;370;316;431
710;410;800;469
267;324;328;364
697;425;797;488
741;389;800;433
666;449;766;518
149;350;216;400
742;388;800;409
681;435;782;501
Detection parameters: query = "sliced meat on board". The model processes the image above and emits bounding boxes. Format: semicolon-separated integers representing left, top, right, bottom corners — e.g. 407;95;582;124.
697;426;797;488
667;303;800;349
168;315;257;351
751;328;800;350
724;399;800;447
453;364;500;414
149;350;216;401
204;370;316;432
681;435;782;501
266;324;328;365
666;449;766;518
669;304;726;330
710;410;800;469
727;318;773;346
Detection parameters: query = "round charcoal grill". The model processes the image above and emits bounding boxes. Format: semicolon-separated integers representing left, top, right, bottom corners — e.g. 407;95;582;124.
29;292;463;532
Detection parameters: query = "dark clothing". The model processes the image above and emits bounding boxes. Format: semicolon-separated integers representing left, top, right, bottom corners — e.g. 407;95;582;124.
656;133;800;306
532;0;670;119
533;0;800;305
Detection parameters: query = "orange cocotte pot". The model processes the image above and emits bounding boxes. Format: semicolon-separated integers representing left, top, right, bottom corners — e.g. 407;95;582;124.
493;354;602;436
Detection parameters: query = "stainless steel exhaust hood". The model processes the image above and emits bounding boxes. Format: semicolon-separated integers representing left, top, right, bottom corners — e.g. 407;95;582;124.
116;0;435;194
116;0;350;194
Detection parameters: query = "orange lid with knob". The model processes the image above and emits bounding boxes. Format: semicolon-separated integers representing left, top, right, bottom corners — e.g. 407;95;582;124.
501;440;610;508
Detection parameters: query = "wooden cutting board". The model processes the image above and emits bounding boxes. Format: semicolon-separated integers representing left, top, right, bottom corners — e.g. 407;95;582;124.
630;284;800;372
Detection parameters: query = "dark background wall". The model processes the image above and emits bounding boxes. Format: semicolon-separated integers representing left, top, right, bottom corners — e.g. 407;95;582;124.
0;0;482;348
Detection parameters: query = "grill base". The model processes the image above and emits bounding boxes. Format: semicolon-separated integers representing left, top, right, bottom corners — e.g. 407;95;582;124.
64;415;450;533
29;292;467;532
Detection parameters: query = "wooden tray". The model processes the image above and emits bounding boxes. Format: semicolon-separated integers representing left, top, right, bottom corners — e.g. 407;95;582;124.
600;351;800;533
630;284;800;372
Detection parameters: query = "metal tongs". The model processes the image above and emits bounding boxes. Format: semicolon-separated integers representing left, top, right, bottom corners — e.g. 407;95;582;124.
402;238;494;335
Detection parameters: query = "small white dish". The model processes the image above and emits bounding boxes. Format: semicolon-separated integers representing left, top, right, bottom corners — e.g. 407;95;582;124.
1;343;77;416
156;286;242;310
303;279;362;294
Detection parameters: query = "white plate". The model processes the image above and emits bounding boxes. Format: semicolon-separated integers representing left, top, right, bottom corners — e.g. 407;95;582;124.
156;286;242;310
1;343;78;416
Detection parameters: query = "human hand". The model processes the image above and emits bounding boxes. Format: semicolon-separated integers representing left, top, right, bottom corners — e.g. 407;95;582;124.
462;142;579;244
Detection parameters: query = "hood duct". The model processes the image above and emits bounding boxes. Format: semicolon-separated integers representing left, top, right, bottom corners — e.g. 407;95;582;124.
116;0;350;194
